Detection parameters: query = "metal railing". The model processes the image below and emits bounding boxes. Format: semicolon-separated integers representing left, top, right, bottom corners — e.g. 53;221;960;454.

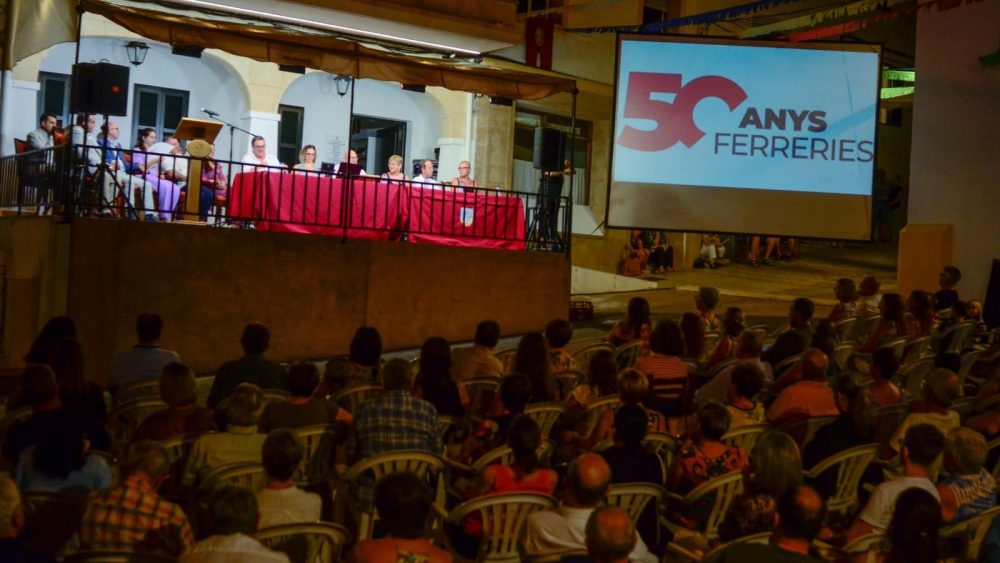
0;145;571;255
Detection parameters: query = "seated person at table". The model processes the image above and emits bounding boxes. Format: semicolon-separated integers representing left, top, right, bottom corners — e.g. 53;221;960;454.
199;144;227;220
413;159;441;187
98;120;157;219
450;160;478;189
293;144;318;173
333;148;367;175
381;154;410;184
241;135;284;169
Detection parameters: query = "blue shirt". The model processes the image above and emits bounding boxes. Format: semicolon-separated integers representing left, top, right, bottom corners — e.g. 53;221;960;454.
99;138;141;173
16;447;112;495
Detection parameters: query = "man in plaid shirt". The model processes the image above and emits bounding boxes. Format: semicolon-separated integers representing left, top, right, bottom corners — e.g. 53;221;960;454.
349;358;442;509
80;441;194;556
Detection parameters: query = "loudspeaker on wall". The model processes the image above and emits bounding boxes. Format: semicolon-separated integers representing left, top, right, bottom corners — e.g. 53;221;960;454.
533;127;565;171
71;63;130;117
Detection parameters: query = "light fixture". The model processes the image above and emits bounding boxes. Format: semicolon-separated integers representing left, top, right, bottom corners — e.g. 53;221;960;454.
124;40;149;67
171;45;204;58
401;84;426;93
278;64;306;74
333;75;353;97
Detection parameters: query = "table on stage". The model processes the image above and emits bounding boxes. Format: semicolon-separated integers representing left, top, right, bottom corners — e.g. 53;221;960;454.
227;172;526;249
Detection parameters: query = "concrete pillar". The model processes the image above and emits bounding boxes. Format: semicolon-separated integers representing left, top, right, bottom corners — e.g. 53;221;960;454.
238;111;282;161
472;97;514;190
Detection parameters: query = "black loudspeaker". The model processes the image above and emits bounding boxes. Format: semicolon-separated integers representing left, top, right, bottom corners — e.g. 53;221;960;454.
71;63;130;116
533;126;565;171
984;259;1000;329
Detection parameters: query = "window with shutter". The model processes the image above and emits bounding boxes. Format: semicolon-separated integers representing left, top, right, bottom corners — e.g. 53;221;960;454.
131;85;190;142
277;105;304;167
38;72;71;127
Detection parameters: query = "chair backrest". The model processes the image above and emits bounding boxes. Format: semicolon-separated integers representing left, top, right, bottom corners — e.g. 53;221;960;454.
109;398;169;444
771;353;802;377
803;444;879;516
748;325;770;340
572;342;615;369
831;317;858;344
615;340;646;369
14;138;28;153
158;431;212;496
447;492;557;562
205;461;267;491
940;504;1000;561
702;332;722;360
292;424;339;485
700;532;771;561
852;315;883;343
20;491;88;557
642;433;680;477
950;396;979;420
842;533;888;555
721;423;771;453
606;482;667;524
523;402;567;436
702;358;738;381
64;551;177;562
778;416;836;450
941;321;977;354
554;370;585;397
958;350;984;387
682;470;745;540
195;375;215;404
582;395;622;438
877;336;909;359
471;440;555;473
833;342;857;371
255;521;352;563
115;379;162;405
902;335;931;365
261;388;291;407
462;376;501;415
495;348;518;374
896;356;934;401
330;383;381;413
872;404;909;447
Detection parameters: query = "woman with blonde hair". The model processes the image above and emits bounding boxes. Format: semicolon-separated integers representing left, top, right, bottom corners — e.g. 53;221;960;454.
293;144;318;172
381;154;409;183
720;430;802;541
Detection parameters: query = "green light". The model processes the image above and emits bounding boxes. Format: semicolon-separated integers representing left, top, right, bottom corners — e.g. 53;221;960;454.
882;70;915;82
880;86;914;99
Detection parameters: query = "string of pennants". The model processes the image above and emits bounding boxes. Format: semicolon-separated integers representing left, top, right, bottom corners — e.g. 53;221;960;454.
563;0;805;33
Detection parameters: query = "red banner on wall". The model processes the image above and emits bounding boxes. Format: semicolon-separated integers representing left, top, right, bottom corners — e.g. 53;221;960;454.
526;17;554;70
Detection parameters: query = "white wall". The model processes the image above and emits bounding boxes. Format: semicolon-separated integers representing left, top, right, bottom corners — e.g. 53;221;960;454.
1;77;40;154
33;37;249;159
909;0;1000;299
279;74;442;173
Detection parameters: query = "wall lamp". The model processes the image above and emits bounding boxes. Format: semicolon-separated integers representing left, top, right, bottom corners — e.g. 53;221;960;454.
124;40;149;67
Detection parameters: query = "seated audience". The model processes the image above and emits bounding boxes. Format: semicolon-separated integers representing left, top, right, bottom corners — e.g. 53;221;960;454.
877;488;942;563
466;372;532;460
348;472;452;562
716;485;827;563
828;277;858;323
468;416;556;500
680;312;706;361
109;313;180;388
592;369;666;444
808;319;842;380
696;329;772;404
724;362;767;428
23;316;75;364
694;286;722;332
0;475;56;562
256;429;322;528
545;318;577;373
720;430;803;541
933;265;962;312
514;332;559;403
767;349;838;426
322;326;382;394
762;298;815;367
415;337;466;417
748;235;779;268
869;348;902;407
937;427;996;523
700;234;727;269
857;275;883;319
3;365;110;465
207;323;287;409
640;230;674;274
857;293;907;354
80;441;193;556
183;383;266;488
933;301;970;353
703;306;745;370
451;320;504;381
553;350;618;462
578;507;640;563
968;298;987;332
906;290;936;338
636;320;688;418
132;362;216;443
21;337;105;420
667;401;748;496
886;368;961;456
847;423;945;540
180;486;289;562
521;453;656;562
15;416;111;495
259;362;349;432
607;297;651;347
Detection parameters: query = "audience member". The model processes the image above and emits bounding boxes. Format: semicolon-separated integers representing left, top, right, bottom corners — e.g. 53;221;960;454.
857;293;907;354
581;507;638;563
748;236;779;268
241;136;284;168
767;349;838;425
607;297;650;347
886;368;960;456
80;441;193;556
640;230;674;274
545;318;577;373
180;486;289;562
521;453;656;562
856;275;882;319
451;320;504;381
554;350;618;461
906;290;936;338
933;266;962;312
450;160;478;190
667;401;747;497
348;472;452;562
716;485;827;563
697;329;772;404
514;332;559;403
322;326;382;394
256;429;322;528
132;362;216;443
694;286;722;332
828;278;858;323
636;320;688;418
0;475;56;562
933;300;970;353
703;306;745;370
15;415;111;495
968;298;987;332
198;144;227;220
724;362;767;428
869;348;902;407
183;383;266;488
468;415;556;498
881;488;942;563
700;234;727;269
207;323;287;408
808;319;842;380
109;313;180;388
413;159;441;187
43;337;106;419
23;316;75;364
467;372;532;460
937;427;996;523
680;312;706;360
848;423;945;539
720;430;802;541
26;112;57;150
592;369;666;443
933;351;962;374
415;337;466;417
259;362;349;432
762;298;815;366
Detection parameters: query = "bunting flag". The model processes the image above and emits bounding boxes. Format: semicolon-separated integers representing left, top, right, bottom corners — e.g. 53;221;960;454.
564;0;805;34
525;17;555;70
740;0;912;38
781;0;986;42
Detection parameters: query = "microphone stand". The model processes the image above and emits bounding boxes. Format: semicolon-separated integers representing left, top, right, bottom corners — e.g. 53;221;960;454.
203;111;258;165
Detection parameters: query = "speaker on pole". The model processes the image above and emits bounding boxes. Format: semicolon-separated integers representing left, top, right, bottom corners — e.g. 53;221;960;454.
533;126;565;171
71;63;130;117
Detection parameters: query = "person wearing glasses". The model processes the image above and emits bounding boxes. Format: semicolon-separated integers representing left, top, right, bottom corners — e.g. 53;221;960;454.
293;144;318;173
450;160;478;190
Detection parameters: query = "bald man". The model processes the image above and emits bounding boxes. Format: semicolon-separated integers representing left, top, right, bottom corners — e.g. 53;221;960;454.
766;348;838;425
717;485;826;562
586;507;636;563
520;454;655;562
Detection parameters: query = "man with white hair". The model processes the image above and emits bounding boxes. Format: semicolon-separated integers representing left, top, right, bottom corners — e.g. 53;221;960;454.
99;120;157;220
412;159;441;187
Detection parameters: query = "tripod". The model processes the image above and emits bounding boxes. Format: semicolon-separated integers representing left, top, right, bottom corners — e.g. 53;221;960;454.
76;113;139;219
526;170;563;251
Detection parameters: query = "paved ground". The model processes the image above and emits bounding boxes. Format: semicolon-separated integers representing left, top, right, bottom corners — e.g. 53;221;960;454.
573;239;899;333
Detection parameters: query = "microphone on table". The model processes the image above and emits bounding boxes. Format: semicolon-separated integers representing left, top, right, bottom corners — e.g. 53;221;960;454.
201;108;220;118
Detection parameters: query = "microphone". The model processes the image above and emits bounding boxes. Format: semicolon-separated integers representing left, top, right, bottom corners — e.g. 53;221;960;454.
201;108;220;117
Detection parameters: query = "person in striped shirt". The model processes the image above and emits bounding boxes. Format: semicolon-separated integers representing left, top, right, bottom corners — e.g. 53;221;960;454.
636;320;689;419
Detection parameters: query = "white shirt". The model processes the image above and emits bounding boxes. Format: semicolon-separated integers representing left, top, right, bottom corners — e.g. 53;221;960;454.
858;476;939;532
412;174;442;188
109;345;181;387
696;357;773;405
521;505;656;562
180;533;289;563
256;487;322;528
241;152;284;169
162;152;189;179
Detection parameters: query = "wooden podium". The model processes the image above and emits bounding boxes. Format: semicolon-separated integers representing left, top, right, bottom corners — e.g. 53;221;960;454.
173;118;223;222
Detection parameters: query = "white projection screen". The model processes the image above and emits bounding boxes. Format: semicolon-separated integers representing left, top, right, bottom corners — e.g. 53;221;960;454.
608;35;882;240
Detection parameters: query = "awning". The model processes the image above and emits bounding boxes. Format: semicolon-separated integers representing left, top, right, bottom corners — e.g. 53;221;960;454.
1;0;78;70
77;0;577;100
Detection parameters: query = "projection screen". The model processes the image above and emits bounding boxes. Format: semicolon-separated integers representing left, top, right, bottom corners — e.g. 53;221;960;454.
608;35;882;240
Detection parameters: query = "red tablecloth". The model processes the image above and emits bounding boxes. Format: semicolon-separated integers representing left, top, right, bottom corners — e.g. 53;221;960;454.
407;186;526;250
228;170;271;218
